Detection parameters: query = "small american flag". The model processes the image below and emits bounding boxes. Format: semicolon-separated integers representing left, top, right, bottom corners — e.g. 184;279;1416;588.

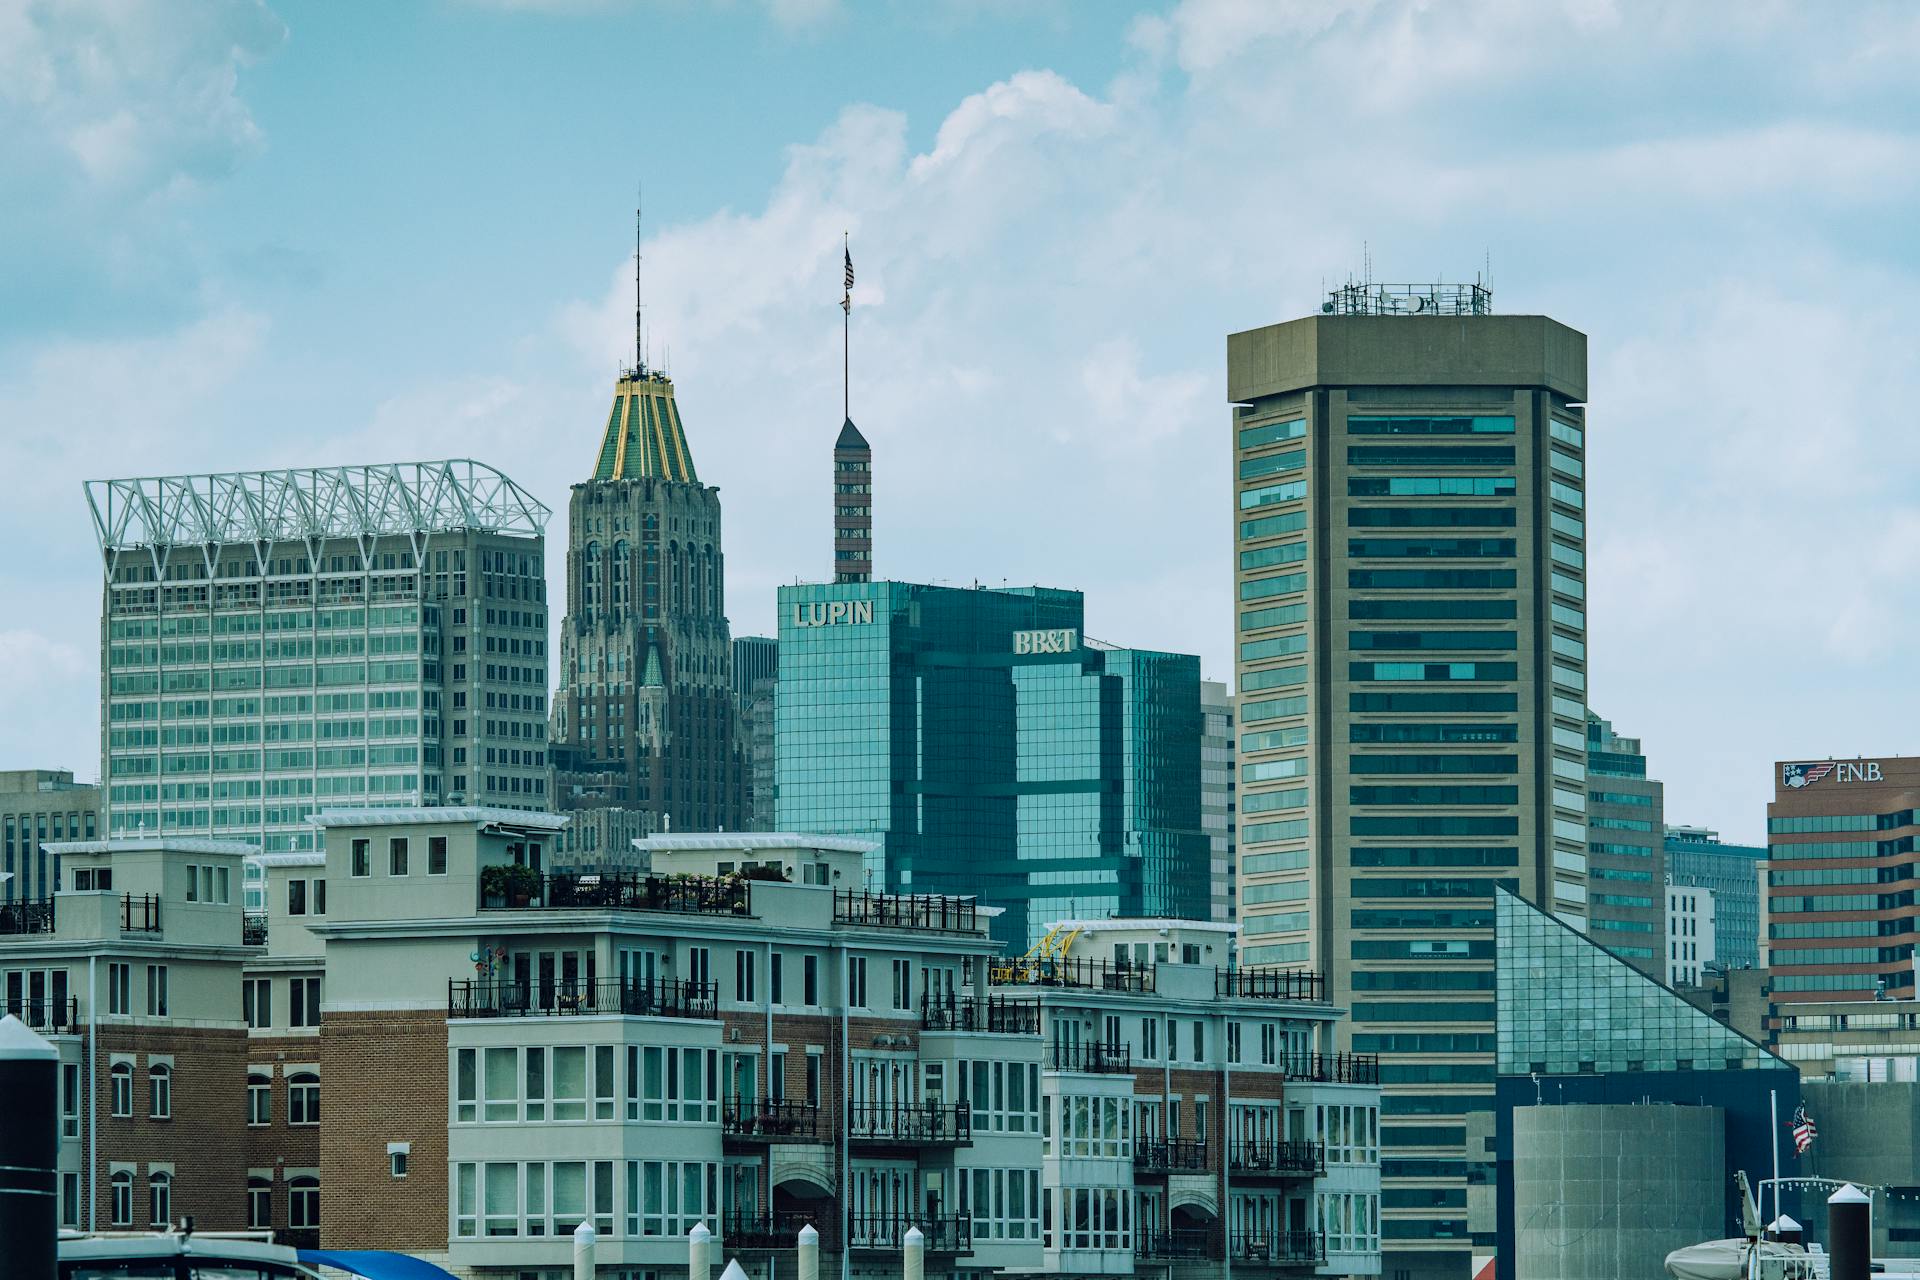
1791;1105;1817;1156
842;246;854;313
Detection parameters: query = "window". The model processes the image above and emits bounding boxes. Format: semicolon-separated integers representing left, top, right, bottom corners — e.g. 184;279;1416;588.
110;1171;132;1226
846;957;867;1008
428;836;447;875
244;978;272;1029
289;1071;319;1125
62;1063;80;1138
149;1064;171;1119
770;954;783;1004
392;1150;409;1178
351;838;371;877
803;955;818;1006
892;958;912;1010
110;1063;132;1117
248;1072;271;1125
145;965;168;1017
290;977;321;1028
247;1178;272;1229
314;879;326;914
148;1171;171;1228
289;880;306;915
389;837;409;876
734;950;755;1003
806;1052;821;1108
289;1176;319;1229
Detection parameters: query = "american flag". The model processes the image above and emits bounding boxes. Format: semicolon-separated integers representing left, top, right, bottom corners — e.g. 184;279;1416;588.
842;246;855;313
1791;1105;1817;1156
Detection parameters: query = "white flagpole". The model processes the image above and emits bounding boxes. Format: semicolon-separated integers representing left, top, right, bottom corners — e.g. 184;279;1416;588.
1770;1089;1782;1231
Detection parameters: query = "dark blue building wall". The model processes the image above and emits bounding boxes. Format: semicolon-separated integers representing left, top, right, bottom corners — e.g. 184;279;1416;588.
1491;1070;1804;1280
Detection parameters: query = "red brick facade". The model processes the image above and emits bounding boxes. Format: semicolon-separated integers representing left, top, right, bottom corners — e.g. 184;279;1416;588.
91;1024;248;1231
318;1009;449;1250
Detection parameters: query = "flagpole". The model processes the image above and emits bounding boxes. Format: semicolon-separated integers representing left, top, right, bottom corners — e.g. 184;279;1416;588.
842;231;850;422
1770;1089;1781;1231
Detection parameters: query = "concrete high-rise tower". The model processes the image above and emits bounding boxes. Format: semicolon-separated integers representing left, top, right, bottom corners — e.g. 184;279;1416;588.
549;237;746;832
1227;282;1589;1279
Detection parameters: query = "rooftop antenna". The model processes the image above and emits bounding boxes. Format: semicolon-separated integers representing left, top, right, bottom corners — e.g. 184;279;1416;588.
633;184;647;375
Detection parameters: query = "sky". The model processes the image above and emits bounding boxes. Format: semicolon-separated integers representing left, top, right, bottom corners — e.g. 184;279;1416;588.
4;0;1920;845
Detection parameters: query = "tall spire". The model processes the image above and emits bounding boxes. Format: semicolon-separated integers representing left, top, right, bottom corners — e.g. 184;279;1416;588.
834;236;871;583
633;185;646;375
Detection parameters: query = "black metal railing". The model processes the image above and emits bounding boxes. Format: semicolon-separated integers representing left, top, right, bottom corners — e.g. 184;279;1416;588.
242;913;269;945
120;893;161;933
1217;967;1325;1002
3;996;80;1034
1134;1138;1209;1173
1230;1230;1325;1266
447;977;717;1020
1137;1227;1215;1260
919;994;1040;1034
1283;1051;1380;1085
722;1211;828;1250
993;957;1155;993
848;1101;972;1146
833;889;978;933
1230;1139;1325;1177
1047;1041;1133;1074
721;1096;822;1142
846;1214;972;1254
481;871;752;916
0;898;54;936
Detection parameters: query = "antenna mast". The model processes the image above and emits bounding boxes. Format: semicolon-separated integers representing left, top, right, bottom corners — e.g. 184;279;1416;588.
634;185;646;375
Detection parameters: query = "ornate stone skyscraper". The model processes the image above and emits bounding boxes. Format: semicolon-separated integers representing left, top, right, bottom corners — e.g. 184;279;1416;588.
551;366;746;832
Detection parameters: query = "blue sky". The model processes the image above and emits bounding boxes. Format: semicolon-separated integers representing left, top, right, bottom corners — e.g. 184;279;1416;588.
4;0;1920;843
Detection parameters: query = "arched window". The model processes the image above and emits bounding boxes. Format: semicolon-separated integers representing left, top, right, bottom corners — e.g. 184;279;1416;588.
148;1063;171;1119
148;1170;171;1228
109;1170;132;1226
247;1071;271;1125
289;1175;319;1229
246;1176;272;1229
109;1062;132;1117
289;1071;319;1126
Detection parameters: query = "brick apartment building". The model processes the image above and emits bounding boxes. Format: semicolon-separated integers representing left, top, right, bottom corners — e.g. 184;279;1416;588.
0;812;1380;1280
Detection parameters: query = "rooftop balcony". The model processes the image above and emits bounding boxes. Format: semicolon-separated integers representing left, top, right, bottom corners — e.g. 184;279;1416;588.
1229;1139;1325;1179
480;870;751;916
992;957;1155;994
920;994;1040;1035
1216;967;1326;1002
242;913;269;946
1283;1051;1380;1085
1134;1138;1209;1175
721;1211;830;1251
832;889;979;934
3;996;80;1035
1046;1041;1132;1074
119;893;162;934
447;976;717;1021
0;898;54;936
847;1100;972;1148
721;1096;824;1144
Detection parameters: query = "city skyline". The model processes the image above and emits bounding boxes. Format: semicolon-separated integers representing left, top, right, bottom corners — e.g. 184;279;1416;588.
7;1;1920;849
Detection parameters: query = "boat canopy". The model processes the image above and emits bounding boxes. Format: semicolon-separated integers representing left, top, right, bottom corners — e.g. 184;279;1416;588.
297;1251;461;1280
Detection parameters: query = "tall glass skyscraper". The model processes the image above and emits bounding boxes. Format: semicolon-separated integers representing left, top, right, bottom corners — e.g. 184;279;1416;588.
774;580;1208;947
1226;285;1589;1279
1584;713;1666;977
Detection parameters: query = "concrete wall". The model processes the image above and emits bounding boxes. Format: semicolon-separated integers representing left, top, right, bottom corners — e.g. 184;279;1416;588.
1511;1104;1723;1280
1802;1080;1920;1254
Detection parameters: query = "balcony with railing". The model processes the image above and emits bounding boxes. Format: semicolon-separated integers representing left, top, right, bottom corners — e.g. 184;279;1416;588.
1216;967;1325;1002
120;893;162;933
479;870;751;917
1136;1227;1215;1260
3;996;80;1034
847;1101;972;1148
1229;1139;1325;1178
1046;1041;1132;1074
0;897;55;936
992;957;1155;994
721;1096;823;1144
833;890;979;934
1133;1138;1209;1174
447;977;717;1021
920;994;1040;1035
847;1214;972;1255
1282;1051;1380;1085
722;1211;829;1251
242;913;269;946
1230;1230;1325;1267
